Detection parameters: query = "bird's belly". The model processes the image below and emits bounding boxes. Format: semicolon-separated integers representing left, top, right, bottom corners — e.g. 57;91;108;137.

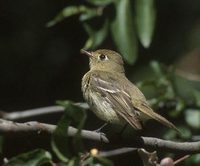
89;93;124;125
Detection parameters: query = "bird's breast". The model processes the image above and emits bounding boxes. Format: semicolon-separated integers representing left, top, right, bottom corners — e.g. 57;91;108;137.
87;91;124;125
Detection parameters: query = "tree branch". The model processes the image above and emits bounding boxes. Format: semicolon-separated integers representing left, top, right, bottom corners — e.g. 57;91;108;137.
0;103;89;121
0;119;200;154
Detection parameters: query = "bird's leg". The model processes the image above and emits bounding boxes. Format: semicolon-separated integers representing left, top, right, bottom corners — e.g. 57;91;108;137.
94;123;108;133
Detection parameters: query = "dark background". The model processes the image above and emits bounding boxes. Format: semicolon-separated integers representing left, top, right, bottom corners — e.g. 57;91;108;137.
0;0;200;165
0;0;199;111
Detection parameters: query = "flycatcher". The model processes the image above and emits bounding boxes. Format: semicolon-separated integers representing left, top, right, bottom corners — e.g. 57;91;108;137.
81;49;178;132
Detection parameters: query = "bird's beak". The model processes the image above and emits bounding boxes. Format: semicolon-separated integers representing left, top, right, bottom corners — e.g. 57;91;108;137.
80;49;93;57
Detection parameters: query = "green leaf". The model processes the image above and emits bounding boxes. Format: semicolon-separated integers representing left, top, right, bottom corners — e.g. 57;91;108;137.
51;112;70;162
87;157;94;166
150;61;163;77
95;157;114;166
86;0;113;6
169;99;185;118
150;61;175;98
163;129;177;141
83;19;109;49
178;126;192;140
111;0;138;64
52;101;86;162
56;100;87;128
185;109;200;129
135;0;156;48
163;126;191;140
47;6;102;27
79;8;103;21
4;149;52;166
185;154;200;166
193;90;200;107
67;157;81;166
47;6;87;27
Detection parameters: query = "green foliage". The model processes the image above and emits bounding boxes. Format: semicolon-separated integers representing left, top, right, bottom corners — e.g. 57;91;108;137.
52;100;86;163
137;61;200;143
2;100;115;165
135;0;156;48
145;61;176;101
185;109;200;129
186;154;200;166
3;1;200;165
3;149;52;166
193;90;200;107
111;0;137;64
47;0;157;64
88;156;114;166
86;0;113;6
46;6;102;27
83;20;109;49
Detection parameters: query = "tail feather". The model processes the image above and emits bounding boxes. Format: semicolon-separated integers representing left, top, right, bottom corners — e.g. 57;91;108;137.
135;103;180;133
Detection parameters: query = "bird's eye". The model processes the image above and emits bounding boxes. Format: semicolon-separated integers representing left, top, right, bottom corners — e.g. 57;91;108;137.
99;54;108;61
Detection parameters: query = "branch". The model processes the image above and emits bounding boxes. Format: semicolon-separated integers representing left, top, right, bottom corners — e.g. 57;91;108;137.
0;119;200;154
0;103;89;121
99;148;137;157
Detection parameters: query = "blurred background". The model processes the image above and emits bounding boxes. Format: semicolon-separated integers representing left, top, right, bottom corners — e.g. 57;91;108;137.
0;0;200;165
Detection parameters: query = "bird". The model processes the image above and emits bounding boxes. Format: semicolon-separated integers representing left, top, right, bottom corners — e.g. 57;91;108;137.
81;49;179;132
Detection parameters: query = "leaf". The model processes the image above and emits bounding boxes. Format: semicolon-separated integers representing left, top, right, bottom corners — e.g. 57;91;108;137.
193;90;200;107
178;126;192;140
52;101;86;162
135;0;156;48
51;112;70;162
95;157;114;166
79;8;103;21
150;61;176;98
4;149;52;166
185;154;200;166
111;0;138;64
56;100;87;129
163;129;177;141
169;98;185;118
67;157;81;166
47;6;101;27
83;19;109;49
150;61;163;78
185;109;200;129
47;6;87;27
86;0;113;6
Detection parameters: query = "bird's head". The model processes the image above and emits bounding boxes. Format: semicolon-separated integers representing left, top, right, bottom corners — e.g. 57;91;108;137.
81;49;125;73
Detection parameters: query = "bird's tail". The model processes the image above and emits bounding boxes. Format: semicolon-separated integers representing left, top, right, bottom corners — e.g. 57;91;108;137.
135;103;180;133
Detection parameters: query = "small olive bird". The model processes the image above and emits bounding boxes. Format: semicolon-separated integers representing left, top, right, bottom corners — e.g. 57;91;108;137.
81;49;179;132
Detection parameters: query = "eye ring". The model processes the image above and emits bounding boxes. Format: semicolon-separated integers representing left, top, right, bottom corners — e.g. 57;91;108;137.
99;54;107;61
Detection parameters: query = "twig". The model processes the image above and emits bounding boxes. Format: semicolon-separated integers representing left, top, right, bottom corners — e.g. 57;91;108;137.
174;155;190;165
0;119;200;154
0;103;89;121
99;148;137;157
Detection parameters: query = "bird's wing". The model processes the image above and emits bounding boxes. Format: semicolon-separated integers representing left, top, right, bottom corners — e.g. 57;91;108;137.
89;72;142;130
